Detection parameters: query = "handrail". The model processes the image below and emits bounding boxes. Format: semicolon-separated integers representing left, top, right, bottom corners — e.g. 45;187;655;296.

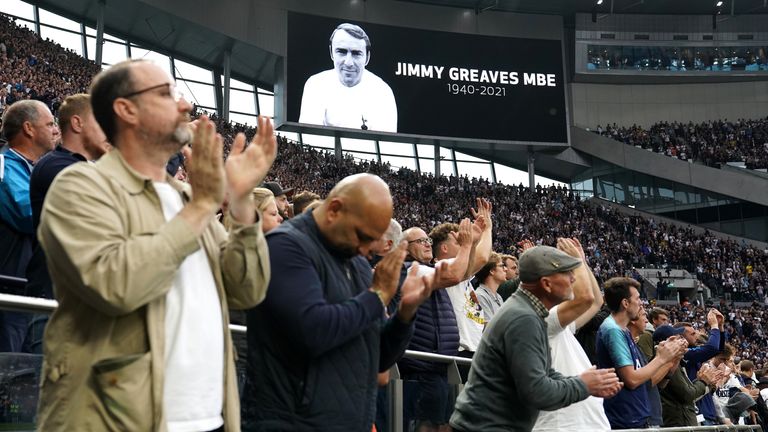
0;274;27;290
404;349;472;365
0;293;57;314
0;293;473;365
620;427;760;432
1;295;763;432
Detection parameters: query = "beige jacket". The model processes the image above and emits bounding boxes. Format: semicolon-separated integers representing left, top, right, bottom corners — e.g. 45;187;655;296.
36;150;270;431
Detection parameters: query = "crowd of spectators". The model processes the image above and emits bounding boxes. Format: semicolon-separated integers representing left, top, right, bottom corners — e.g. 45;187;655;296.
594;119;768;170
0;15;99;118
4;9;768;373
194;110;768;308
664;301;768;372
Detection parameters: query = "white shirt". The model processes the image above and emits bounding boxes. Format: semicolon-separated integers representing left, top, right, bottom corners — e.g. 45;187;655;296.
154;182;225;432
444;279;485;352
533;305;611;432
299;69;398;132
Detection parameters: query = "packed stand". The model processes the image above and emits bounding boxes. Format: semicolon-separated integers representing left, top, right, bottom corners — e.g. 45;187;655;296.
193;110;768;305
0;15;99;118
664;301;768;372
594;119;768;170
3;13;768;431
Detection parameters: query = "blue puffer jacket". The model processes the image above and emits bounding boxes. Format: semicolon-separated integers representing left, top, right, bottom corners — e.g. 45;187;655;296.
398;267;459;375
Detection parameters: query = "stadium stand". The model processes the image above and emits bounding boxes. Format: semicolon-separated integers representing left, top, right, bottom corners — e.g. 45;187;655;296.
595;119;768;171
4;4;768;430
0;15;98;117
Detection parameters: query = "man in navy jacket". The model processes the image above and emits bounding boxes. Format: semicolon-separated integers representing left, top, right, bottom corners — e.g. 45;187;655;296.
242;174;436;431
680;309;725;425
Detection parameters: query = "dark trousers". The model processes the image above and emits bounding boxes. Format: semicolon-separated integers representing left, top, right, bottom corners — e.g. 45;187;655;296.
0;311;29;352
402;372;451;431
375;386;389;432
456;350;474;384
21;314;47;354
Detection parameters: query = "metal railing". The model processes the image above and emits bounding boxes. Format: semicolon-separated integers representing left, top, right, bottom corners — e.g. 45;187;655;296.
0;292;763;432
622;427;761;432
0;292;468;432
0;275;26;291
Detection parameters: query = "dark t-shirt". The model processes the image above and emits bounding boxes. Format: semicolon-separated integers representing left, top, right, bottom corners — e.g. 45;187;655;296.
30;145;86;230
27;146;86;298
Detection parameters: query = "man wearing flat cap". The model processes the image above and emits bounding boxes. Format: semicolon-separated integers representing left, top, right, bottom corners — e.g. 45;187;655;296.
450;245;623;432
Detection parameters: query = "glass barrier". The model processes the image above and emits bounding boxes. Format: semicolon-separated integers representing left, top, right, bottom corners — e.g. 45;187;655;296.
586;44;768;72
0;353;41;431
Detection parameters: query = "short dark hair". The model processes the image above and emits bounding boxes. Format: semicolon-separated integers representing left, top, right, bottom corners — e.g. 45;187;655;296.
428;223;458;256
292;190;321;214
718;343;735;359
1;100;43;142
476;252;502;282
89;59;141;145
603;277;640;313
649;307;669;323
329;23;371;53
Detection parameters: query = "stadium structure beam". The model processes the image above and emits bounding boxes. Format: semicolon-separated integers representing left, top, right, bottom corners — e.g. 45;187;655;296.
222;49;231;123
413;143;420;174
95;0;105;66
212;69;223;118
451;149;458;178
527;149;535;192
433;143;440;177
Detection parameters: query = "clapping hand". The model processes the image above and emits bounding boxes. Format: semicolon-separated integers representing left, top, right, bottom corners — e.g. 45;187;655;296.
225;116;278;211
398;260;442;322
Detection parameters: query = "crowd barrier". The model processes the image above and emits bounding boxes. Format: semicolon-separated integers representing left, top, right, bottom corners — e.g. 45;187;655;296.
621;427;761;432
0;292;762;432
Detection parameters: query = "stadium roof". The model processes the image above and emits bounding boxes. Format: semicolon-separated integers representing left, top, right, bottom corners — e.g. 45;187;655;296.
399;0;768;16
26;0;280;89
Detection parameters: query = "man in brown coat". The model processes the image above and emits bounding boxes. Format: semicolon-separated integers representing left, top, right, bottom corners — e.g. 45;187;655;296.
36;59;275;431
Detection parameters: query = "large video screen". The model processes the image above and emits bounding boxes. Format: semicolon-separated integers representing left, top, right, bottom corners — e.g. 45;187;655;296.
286;12;568;143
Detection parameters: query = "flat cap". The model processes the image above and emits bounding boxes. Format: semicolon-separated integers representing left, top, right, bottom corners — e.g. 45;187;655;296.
518;245;582;283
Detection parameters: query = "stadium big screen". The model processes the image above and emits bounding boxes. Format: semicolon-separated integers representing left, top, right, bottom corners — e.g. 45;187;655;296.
286;12;568;143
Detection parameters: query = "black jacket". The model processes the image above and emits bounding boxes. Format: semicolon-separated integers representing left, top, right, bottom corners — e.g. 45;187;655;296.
242;213;414;431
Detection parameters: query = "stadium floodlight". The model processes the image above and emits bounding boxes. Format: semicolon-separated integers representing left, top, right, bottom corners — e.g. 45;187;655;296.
716;1;723;6
596;0;603;4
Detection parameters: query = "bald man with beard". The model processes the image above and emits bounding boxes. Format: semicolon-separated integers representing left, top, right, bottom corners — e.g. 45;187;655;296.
242;173;437;432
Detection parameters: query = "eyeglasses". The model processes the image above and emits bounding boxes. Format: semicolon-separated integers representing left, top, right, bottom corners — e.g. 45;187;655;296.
120;83;184;102
408;237;433;245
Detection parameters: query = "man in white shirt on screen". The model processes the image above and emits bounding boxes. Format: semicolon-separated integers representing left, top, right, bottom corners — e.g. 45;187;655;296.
533;238;612;432
299;23;398;132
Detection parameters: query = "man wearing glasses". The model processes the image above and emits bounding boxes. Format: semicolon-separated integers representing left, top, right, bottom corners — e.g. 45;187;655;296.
397;199;492;432
35;59;276;431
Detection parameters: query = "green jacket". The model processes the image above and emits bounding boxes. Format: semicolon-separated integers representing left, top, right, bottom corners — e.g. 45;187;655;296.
450;289;588;432
36;151;270;431
637;329;655;360
660;365;709;427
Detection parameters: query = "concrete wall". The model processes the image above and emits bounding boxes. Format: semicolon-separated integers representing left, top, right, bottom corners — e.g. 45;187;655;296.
570;81;768;129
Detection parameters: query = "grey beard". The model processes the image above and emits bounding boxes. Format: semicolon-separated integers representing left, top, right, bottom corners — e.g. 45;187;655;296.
173;124;192;145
